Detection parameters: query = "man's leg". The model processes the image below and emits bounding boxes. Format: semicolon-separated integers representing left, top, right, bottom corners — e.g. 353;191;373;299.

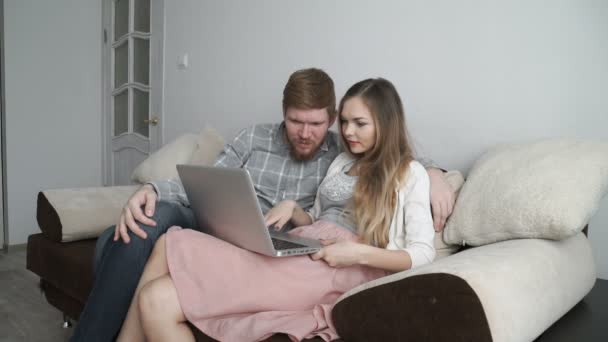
70;201;198;342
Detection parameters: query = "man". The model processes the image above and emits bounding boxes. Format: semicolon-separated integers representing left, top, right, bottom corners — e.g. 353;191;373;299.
71;68;454;341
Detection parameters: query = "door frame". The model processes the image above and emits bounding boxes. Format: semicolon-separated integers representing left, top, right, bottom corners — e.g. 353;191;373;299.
1;0;8;251
101;0;165;186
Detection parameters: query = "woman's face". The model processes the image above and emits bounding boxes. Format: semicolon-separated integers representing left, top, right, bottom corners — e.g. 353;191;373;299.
340;96;376;155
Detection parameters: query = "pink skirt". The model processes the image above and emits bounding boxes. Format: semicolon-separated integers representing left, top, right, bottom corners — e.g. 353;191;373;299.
165;221;386;342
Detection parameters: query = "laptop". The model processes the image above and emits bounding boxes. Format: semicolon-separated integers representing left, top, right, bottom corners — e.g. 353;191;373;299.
176;164;322;257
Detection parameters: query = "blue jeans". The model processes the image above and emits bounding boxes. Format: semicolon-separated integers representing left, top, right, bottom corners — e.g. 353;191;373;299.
70;201;198;342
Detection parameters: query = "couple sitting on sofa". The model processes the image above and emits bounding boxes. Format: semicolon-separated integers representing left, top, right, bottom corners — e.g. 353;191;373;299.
71;68;456;342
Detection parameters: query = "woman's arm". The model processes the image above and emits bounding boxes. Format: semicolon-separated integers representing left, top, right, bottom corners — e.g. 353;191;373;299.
312;241;412;273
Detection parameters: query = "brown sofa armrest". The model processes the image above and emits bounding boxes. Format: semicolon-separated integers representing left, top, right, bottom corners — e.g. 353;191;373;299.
332;273;491;342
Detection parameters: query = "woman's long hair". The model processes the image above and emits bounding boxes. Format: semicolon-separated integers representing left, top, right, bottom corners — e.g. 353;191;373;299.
338;78;414;248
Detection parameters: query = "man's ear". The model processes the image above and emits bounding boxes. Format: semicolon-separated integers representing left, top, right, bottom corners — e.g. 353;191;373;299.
328;113;337;127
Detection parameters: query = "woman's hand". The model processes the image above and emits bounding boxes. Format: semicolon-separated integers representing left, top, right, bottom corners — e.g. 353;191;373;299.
311;239;366;268
264;200;297;230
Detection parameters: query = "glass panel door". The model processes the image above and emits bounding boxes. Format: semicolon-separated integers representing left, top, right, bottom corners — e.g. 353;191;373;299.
111;0;150;138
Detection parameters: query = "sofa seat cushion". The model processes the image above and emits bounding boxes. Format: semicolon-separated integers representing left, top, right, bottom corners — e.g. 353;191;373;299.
26;233;95;304
335;233;595;342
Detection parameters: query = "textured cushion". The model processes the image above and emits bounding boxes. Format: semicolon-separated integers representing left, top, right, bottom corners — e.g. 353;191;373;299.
131;133;199;183
37;186;139;242
131;128;225;183
189;127;225;166
443;139;608;246
334;233;595;342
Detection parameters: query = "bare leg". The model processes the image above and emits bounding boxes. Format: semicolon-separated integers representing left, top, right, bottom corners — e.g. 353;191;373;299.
116;234;170;342
139;275;194;342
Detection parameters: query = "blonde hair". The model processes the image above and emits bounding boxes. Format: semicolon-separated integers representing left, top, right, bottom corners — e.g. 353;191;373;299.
338;78;414;247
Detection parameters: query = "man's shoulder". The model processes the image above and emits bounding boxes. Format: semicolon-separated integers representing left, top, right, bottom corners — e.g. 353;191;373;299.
240;123;280;137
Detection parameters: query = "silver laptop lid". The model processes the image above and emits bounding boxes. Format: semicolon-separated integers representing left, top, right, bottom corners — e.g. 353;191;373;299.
176;164;276;255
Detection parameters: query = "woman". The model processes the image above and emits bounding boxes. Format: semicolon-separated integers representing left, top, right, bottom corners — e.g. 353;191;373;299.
117;78;435;342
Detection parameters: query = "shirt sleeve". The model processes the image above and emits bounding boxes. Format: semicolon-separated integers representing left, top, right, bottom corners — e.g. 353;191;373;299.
147;178;190;207
387;161;436;268
213;126;254;168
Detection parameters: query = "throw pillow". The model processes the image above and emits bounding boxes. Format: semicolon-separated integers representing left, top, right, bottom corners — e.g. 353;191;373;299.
131;133;198;183
443;139;608;246
189;127;225;166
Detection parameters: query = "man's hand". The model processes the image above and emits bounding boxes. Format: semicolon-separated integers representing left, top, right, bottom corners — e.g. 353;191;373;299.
264;200;296;230
114;184;158;243
427;168;456;232
311;239;364;268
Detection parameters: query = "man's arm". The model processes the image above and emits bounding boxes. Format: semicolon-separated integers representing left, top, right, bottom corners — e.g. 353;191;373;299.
417;155;456;231
213;127;254;168
426;167;455;232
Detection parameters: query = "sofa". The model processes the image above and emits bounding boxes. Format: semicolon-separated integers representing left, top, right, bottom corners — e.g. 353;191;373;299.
26;129;608;342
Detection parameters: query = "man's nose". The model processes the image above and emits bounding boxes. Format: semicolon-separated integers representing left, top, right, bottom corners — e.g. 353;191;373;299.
300;124;311;138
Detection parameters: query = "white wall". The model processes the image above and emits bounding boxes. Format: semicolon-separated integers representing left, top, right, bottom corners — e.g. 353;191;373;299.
4;0;102;244
162;0;608;278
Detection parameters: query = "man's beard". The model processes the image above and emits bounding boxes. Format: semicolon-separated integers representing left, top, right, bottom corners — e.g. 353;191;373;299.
288;139;318;161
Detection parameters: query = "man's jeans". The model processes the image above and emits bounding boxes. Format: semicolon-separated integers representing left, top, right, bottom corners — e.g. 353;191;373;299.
70;201;198;342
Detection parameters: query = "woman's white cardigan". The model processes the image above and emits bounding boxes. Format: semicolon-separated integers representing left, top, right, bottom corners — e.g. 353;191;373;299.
307;153;436;268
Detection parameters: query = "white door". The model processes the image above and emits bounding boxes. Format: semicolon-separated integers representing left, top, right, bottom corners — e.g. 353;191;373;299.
102;0;164;186
1;0;5;249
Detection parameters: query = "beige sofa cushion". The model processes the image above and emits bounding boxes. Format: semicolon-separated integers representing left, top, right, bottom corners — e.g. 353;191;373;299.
189;127;225;166
37;186;139;242
131;133;199;183
131;128;225;183
443;139;608;246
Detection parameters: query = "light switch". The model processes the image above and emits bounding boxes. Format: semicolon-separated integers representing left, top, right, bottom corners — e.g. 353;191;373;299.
177;53;189;69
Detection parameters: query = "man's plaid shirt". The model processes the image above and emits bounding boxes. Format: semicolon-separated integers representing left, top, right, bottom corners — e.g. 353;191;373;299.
149;123;341;214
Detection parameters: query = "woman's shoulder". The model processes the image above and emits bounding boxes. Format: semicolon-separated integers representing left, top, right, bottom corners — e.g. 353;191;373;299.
331;152;356;167
399;160;429;190
408;160;427;176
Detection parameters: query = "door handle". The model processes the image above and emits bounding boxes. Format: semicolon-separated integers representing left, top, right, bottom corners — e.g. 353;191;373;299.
144;117;159;126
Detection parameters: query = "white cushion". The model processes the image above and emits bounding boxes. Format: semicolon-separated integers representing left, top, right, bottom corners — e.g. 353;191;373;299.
130;128;225;183
189;127;225;166
131;133;198;183
443;139;608;246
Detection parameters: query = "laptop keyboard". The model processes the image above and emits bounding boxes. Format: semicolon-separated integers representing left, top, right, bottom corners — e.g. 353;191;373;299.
271;238;308;251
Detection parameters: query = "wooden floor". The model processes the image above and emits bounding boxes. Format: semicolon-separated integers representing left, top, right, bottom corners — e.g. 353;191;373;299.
0;246;73;342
